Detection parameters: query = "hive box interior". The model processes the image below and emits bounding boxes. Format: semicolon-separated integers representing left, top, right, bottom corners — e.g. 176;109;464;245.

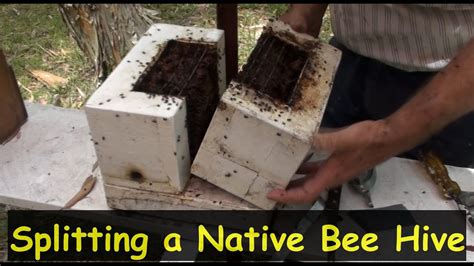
235;31;308;107
133;40;220;160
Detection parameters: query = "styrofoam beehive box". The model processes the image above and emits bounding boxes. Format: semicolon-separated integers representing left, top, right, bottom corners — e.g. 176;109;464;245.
191;20;342;210
85;24;226;196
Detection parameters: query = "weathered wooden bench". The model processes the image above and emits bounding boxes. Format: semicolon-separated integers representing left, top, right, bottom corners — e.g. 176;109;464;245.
1;103;473;261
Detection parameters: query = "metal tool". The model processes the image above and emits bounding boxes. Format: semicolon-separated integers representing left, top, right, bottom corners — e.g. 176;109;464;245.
349;168;376;208
419;150;474;227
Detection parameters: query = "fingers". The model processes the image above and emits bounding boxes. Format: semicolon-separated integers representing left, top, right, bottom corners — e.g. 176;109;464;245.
279;11;307;34
309;158;342;189
267;169;328;204
267;156;343;204
267;187;316;204
269;121;386;205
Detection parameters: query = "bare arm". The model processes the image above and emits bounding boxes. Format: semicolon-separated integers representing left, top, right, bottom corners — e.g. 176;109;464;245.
385;39;474;153
268;38;474;204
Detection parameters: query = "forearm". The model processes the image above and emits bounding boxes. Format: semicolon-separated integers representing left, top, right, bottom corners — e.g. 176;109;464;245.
384;38;474;152
281;4;328;36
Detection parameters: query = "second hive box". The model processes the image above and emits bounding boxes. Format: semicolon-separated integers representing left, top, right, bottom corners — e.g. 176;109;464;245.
191;20;342;210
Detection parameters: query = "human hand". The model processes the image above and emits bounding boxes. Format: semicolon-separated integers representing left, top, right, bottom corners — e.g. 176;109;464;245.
267;120;400;204
279;4;328;37
280;7;313;35
268;38;474;204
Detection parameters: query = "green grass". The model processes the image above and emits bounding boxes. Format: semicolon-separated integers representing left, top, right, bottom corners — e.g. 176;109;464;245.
0;4;332;109
0;4;95;108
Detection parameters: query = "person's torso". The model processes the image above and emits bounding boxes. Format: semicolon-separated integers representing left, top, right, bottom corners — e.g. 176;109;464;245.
330;4;474;72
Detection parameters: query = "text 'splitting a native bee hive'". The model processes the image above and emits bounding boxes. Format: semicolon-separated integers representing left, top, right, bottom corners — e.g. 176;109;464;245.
85;23;226;198
191;19;342;210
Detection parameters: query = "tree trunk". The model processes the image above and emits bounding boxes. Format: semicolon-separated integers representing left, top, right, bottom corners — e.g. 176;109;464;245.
58;4;155;81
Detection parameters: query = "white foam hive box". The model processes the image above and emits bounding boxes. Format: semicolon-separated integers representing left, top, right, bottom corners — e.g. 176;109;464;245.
191;20;342;210
85;24;226;196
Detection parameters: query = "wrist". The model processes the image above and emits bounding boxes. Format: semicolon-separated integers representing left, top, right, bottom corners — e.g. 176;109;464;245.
369;119;405;155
